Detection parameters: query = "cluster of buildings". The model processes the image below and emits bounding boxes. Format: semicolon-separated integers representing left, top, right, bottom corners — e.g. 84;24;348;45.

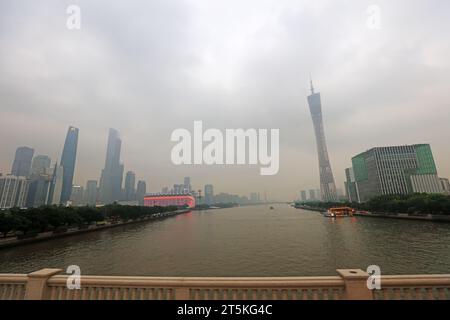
144;178;264;208
0;127;264;209
305;81;449;204
0;127;147;209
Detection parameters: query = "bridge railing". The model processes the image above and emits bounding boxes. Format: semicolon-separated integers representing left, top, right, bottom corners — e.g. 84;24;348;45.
0;268;449;300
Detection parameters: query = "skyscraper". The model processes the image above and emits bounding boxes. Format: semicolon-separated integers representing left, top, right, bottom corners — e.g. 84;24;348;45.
85;180;98;206
47;163;63;205
344;167;359;203
184;177;191;193
26;173;52;208
125;171;136;201
204;184;214;205
136;180;147;206
307;80;337;202
99;128;123;204
0;175;29;209
70;185;84;206
31;155;51;175
11;147;34;177
60;126;79;204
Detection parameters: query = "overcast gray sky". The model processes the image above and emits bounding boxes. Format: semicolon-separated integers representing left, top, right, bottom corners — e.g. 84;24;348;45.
1;0;449;201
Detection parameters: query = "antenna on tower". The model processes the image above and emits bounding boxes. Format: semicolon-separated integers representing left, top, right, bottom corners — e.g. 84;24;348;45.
309;74;315;94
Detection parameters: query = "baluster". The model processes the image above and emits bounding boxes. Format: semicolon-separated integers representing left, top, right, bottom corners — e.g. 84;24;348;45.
130;288;136;300
425;288;435;300
81;287;89;300
436;288;447;300
98;288;105;300
113;287;123;300
105;287;113;300
392;288;402;300
414;288;422;300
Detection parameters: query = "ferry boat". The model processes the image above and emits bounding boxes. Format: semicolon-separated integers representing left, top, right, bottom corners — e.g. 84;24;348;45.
323;207;355;218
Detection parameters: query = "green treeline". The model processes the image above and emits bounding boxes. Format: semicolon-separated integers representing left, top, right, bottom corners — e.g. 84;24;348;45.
0;204;178;238
297;193;450;215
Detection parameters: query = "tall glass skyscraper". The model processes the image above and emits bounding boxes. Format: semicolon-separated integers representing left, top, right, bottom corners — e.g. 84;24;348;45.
124;171;136;201
11;146;34;177
60;126;79;204
99;128;123;204
307;81;337;202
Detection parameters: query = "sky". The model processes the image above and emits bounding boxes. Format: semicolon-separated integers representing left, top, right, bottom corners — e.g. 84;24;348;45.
0;0;449;201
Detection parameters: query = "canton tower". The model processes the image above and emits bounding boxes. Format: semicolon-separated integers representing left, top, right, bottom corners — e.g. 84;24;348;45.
307;80;337;202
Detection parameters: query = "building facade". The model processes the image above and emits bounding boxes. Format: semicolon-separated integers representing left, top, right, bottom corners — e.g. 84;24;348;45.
26;173;52;207
0;175;29;209
344;167;359;203
300;190;307;202
31;155;51;176
204;184;214;205
440;178;450;195
351;144;442;202
11;147;34;177
85;180;98;206
124;171;136;201
136;180;146;206
144;194;195;208
307;82;337;201
60;126;79;204
99;128;123;204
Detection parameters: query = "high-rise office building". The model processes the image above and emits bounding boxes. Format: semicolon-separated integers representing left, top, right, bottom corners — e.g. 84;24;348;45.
60;126;79;204
11;147;34;177
124;171;136;201
0;175;29;209
173;184;183;194
344;167;359;203
47;163;64;205
300;190;307;202
309;189;316;201
31;155;51;176
99;128;123;204
26;173;52;207
85;180;98;206
351;144;442;202
70;185;84;206
136;180;146;206
204;184;214;205
183;177;191;193
307;81;337;202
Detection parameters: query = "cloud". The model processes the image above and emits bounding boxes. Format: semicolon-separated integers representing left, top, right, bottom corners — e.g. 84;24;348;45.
1;0;449;200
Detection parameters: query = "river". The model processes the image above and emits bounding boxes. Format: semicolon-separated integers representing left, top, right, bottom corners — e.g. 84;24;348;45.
0;204;449;276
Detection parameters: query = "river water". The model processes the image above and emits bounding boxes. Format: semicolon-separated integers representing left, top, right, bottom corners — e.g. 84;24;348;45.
0;204;449;276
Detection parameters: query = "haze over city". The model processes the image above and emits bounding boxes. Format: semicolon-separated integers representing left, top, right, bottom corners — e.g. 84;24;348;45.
1;0;449;201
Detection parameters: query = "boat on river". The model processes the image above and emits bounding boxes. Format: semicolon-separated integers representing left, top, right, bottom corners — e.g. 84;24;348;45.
323;207;355;218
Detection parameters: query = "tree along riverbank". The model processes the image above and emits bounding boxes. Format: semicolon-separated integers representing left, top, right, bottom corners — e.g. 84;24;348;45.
0;205;189;249
294;193;450;223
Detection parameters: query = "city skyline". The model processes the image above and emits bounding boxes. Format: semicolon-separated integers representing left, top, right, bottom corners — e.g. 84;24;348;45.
1;1;450;201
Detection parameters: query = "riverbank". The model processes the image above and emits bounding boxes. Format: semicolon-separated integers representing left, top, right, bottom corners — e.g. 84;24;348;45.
294;205;450;223
0;209;190;250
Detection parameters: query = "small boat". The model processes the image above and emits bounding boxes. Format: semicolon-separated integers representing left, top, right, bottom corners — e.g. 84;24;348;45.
323;207;355;218
270;206;275;210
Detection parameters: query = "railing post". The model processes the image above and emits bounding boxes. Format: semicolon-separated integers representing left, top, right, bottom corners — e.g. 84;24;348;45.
337;269;373;300
174;287;191;300
24;268;62;300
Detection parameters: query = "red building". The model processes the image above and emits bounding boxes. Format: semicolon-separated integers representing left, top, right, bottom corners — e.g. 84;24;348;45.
143;194;196;208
